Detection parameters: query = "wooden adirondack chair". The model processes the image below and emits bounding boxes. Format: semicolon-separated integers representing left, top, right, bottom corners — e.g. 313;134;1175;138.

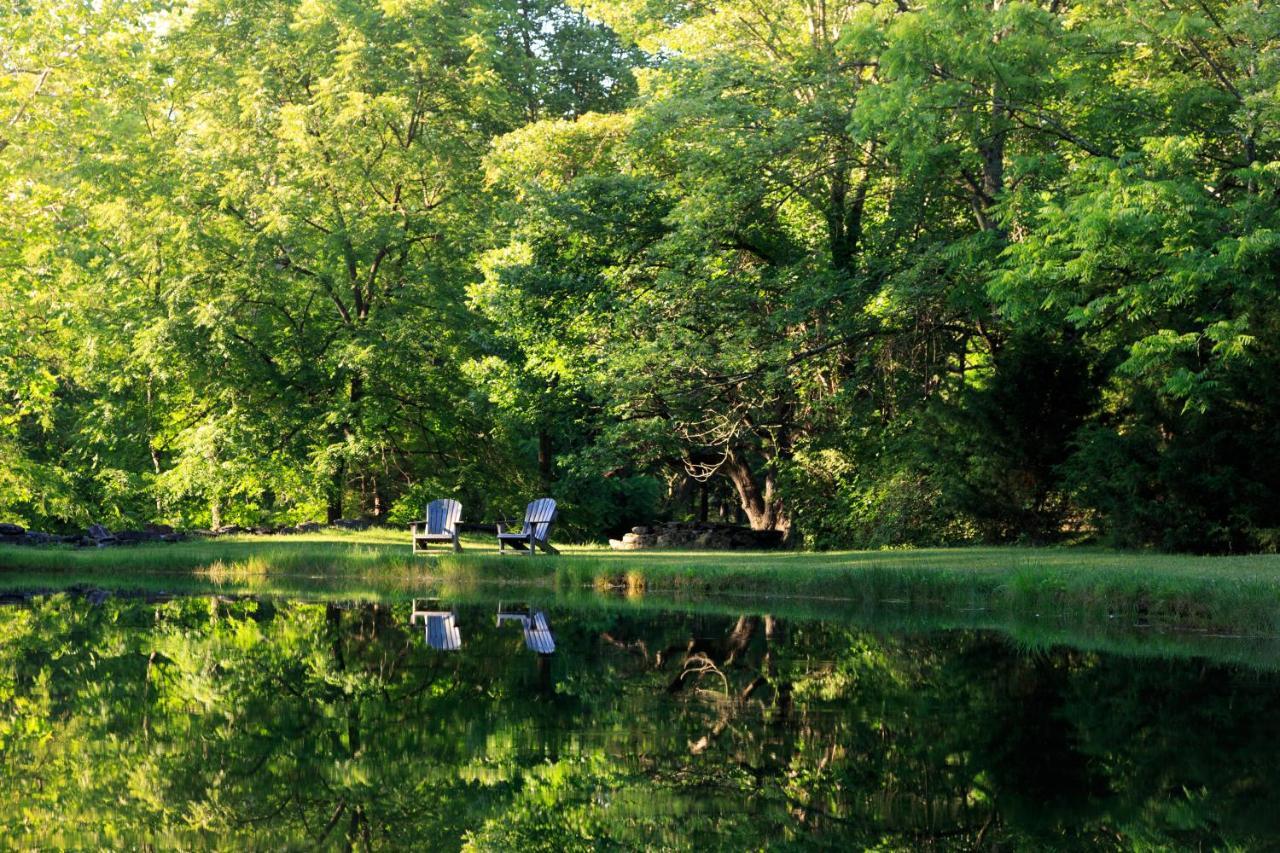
496;498;559;555
410;499;462;554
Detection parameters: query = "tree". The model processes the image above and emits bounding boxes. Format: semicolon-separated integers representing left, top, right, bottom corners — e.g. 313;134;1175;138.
482;1;908;534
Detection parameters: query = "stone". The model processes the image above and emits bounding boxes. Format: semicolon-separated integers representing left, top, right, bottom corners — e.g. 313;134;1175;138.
624;521;788;551
294;521;324;533
145;523;175;535
0;523;24;536
213;525;246;535
114;530;155;543
331;518;371;531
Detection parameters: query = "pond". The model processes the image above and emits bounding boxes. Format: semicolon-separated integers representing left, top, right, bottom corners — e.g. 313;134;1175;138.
2;592;1278;849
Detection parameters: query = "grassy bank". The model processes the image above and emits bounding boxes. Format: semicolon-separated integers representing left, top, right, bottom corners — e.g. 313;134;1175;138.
2;529;1280;633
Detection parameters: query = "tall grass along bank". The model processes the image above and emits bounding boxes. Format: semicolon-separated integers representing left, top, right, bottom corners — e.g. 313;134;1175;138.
2;531;1280;634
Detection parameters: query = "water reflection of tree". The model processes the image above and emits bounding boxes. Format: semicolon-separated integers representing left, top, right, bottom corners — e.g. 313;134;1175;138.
617;613;998;846
3;596;1280;849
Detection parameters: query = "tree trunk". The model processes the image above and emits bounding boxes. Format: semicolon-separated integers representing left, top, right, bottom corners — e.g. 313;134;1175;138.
328;373;363;523
370;474;385;519
971;48;1010;234
538;429;553;488
327;462;345;524
827;157;871;273
722;451;788;533
971;125;1006;233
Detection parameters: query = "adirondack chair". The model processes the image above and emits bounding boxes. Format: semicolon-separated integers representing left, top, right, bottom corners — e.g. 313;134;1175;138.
410;499;462;554
410;599;462;651
496;498;559;556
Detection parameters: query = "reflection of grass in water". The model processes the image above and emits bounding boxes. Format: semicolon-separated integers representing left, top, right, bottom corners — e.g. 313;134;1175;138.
6;578;1280;679
3;531;1280;635
3;568;1280;671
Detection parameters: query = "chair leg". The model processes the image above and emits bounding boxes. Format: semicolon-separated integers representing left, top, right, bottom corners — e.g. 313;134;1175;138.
452;534;461;553
528;536;535;557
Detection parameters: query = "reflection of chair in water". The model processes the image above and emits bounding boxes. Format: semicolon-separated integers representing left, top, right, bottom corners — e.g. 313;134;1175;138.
495;602;556;655
525;611;555;654
410;598;461;651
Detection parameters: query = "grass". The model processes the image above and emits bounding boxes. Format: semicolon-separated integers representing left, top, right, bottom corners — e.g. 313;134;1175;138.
2;528;1280;635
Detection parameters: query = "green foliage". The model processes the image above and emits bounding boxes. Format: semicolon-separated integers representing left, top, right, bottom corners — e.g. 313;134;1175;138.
3;0;1279;550
923;332;1098;543
0;0;642;533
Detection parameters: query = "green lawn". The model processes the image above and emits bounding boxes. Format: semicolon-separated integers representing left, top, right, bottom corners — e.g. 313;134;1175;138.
2;528;1280;633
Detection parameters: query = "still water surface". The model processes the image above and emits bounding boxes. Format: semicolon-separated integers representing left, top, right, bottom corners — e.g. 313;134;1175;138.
2;593;1277;849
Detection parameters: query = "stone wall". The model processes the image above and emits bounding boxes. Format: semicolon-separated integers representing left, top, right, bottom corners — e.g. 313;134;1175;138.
609;521;783;551
0;518;372;548
0;522;185;547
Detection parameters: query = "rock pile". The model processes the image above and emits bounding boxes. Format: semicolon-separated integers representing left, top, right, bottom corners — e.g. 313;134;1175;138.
0;522;185;548
0;525;74;545
114;524;186;544
609;521;783;551
1;517;365;548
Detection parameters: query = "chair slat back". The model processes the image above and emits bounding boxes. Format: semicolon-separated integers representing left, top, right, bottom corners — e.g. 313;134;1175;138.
521;498;557;542
425;499;462;535
523;618;556;654
425;613;462;652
